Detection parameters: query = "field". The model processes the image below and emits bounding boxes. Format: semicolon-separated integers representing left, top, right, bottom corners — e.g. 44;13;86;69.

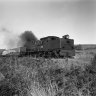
0;45;96;96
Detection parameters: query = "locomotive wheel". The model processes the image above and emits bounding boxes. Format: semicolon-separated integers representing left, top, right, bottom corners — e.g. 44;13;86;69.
40;52;43;57
47;51;52;58
50;50;56;58
36;52;41;58
44;52;49;58
38;52;41;57
40;51;45;58
54;50;59;58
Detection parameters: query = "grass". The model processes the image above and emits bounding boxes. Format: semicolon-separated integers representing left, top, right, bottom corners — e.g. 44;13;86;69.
0;48;96;96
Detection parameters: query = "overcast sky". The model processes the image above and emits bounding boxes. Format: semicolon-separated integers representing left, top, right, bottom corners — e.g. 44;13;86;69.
0;0;96;48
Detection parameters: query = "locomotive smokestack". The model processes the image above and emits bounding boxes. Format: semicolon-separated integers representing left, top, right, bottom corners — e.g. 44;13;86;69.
19;31;38;49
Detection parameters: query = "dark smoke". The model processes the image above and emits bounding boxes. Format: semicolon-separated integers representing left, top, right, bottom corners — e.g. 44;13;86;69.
19;31;38;49
0;28;37;49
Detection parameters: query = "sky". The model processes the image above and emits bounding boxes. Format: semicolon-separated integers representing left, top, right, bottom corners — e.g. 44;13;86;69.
0;0;96;48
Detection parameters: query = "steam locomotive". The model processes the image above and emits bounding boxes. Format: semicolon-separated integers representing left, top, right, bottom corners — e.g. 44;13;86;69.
2;35;75;58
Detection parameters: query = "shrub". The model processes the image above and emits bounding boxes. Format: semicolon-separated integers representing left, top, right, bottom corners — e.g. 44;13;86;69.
75;45;82;50
1;54;96;96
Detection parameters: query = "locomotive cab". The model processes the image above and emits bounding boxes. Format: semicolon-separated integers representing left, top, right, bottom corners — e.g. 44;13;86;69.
40;36;60;51
40;35;75;58
60;35;75;57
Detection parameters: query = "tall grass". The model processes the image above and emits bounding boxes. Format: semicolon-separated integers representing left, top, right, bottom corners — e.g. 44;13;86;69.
0;55;96;96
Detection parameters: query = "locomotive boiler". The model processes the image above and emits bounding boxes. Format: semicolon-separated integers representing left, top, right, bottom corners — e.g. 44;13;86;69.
2;35;75;58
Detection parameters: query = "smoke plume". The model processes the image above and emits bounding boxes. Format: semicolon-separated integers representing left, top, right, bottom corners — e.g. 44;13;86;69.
0;28;19;49
19;31;38;49
0;28;38;49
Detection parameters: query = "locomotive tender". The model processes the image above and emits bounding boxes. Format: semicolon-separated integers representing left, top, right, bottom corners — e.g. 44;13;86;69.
2;35;75;58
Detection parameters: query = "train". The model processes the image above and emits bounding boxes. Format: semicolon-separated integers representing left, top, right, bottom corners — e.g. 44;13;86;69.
2;35;75;58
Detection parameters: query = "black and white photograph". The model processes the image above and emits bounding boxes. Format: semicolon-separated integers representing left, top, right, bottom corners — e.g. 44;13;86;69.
0;0;96;96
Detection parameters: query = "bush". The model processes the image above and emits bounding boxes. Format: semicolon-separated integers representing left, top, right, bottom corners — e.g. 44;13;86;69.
75;45;82;50
1;55;96;96
84;54;96;96
0;56;66;96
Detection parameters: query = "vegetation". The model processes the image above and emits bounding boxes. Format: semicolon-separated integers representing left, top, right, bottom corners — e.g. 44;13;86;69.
0;50;96;96
75;45;82;50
